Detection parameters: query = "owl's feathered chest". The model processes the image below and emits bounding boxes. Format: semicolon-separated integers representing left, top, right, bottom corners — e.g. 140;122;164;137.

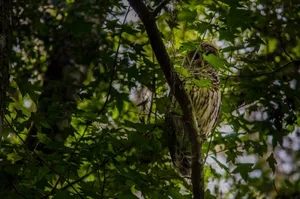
182;51;221;132
189;66;220;90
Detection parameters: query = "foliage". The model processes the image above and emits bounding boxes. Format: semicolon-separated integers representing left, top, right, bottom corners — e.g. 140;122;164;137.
1;0;300;198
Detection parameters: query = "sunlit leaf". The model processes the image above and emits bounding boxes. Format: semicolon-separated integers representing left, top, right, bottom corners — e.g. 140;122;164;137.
203;54;227;69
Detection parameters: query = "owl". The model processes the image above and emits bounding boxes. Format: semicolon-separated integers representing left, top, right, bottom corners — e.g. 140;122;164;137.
166;42;221;176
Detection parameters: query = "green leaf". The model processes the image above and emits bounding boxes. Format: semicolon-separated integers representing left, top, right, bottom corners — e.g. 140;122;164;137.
7;153;23;163
232;163;254;182
2;126;11;138
266;153;277;173
205;189;217;199
191;78;212;88
155;97;171;114
115;192;139;199
219;29;238;42
36;133;52;144
211;156;230;173
179;41;198;52
66;17;93;35
123;25;140;35
52;190;71;199
175;66;191;78
203;54;227;69
178;8;197;21
39;120;52;129
192;21;211;34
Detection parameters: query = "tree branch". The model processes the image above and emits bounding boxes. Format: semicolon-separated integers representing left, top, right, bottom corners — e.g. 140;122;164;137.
153;0;170;17
127;0;204;198
222;60;300;79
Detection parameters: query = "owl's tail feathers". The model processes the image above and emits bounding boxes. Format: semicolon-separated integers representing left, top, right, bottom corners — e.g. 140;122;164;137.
165;113;192;177
169;141;192;177
178;154;192;177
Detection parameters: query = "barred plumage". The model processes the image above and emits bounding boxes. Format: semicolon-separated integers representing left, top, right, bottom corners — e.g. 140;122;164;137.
166;42;221;176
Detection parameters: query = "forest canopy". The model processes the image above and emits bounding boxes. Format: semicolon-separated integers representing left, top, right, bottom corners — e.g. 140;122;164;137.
0;0;300;198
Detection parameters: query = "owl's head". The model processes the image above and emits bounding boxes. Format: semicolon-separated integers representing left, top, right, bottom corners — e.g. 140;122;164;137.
201;42;218;56
184;42;218;69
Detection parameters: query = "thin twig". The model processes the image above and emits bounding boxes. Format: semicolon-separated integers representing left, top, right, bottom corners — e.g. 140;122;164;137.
147;76;155;124
47;123;90;198
273;179;280;196
2;169;29;199
97;6;131;116
278;32;293;61
4;117;83;199
44;8;131;197
222;60;300;79
97;169;101;191
60;147;129;191
204;128;216;164
201;12;217;41
41;177;61;199
101;168;108;196
207;143;244;157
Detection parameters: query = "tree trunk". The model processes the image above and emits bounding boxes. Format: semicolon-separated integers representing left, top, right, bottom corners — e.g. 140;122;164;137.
0;0;12;148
